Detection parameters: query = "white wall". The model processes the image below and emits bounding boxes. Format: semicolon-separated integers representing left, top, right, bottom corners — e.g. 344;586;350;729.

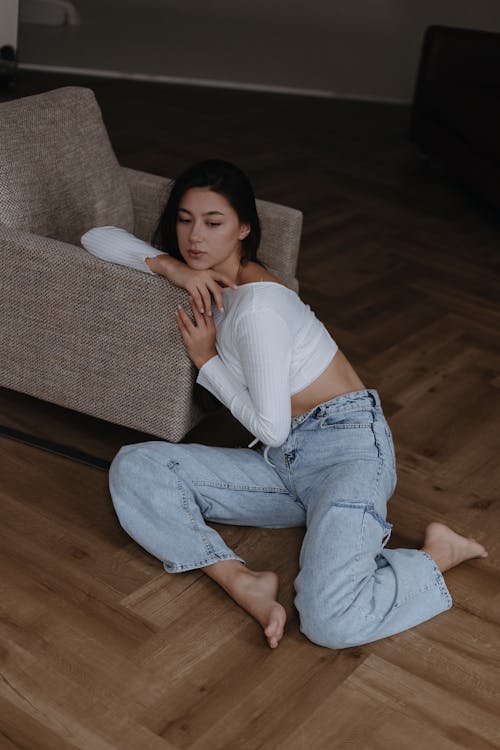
0;0;19;49
18;0;500;101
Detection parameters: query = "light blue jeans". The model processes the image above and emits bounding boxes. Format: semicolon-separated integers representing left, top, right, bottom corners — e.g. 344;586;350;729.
109;389;452;649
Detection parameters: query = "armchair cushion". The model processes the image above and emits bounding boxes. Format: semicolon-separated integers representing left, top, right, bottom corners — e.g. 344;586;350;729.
0;86;134;245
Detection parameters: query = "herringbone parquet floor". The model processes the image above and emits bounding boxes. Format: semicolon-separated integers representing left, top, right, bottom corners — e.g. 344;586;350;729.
1;72;499;749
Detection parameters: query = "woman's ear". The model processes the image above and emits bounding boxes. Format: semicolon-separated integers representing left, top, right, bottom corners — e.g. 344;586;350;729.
239;224;251;240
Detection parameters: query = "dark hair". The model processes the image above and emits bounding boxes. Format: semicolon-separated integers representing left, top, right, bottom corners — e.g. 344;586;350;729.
152;159;263;265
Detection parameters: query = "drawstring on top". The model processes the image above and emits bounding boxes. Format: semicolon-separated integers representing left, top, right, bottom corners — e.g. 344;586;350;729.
248;436;275;468
263;445;274;467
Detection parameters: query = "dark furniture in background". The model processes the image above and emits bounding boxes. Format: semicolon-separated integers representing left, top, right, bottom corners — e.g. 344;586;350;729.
411;25;500;212
0;45;17;89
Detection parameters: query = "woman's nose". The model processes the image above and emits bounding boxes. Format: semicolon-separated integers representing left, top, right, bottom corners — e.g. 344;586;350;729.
190;222;203;242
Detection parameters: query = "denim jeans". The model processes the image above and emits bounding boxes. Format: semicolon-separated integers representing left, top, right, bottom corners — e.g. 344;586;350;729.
109;389;452;649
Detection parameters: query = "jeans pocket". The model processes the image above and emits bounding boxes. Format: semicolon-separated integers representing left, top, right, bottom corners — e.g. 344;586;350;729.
319;408;374;430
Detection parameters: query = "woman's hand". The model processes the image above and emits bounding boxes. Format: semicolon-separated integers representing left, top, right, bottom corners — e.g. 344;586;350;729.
146;255;237;315
175;297;217;370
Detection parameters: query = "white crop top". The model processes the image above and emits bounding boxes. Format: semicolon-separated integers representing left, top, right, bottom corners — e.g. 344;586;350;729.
197;283;338;448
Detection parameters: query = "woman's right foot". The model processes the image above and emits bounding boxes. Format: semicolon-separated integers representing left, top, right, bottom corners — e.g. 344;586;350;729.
422;521;488;573
204;562;286;648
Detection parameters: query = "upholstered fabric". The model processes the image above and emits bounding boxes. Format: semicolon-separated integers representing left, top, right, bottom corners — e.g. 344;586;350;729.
0;223;203;441
122;166;172;242
0;87;134;245
255;199;302;291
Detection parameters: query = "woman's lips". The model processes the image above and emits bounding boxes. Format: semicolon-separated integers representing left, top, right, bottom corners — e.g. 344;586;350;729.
188;249;205;258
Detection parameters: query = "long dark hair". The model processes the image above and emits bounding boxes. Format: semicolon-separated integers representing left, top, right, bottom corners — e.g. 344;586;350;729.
152;159;263;265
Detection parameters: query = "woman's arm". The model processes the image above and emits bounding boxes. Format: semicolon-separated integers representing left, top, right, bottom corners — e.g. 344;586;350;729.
196;308;293;447
146;255;237;314
81;226;165;274
80;226;236;313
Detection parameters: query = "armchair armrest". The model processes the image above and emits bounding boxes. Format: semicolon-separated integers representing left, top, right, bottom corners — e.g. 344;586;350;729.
0;224;203;440
255;198;302;291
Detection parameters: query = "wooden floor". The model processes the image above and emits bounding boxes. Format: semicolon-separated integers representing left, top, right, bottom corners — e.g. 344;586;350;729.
1;72;500;749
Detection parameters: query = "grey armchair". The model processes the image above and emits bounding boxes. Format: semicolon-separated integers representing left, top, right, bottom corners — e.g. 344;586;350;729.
0;86;302;441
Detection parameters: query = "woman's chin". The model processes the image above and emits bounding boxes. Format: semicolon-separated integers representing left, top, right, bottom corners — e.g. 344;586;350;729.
181;251;210;268
186;258;211;270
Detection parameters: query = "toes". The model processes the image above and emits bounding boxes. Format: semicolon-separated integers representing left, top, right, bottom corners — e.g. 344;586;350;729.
266;630;280;649
267;635;279;649
264;611;285;649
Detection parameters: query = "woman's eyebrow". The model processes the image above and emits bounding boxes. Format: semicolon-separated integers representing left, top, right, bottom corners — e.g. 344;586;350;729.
178;207;225;216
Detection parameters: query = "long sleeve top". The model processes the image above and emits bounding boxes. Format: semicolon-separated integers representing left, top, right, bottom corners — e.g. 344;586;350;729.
197;282;338;447
81;226;166;273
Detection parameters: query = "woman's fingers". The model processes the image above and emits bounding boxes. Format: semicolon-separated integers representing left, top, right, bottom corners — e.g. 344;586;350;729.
193;282;222;316
175;297;216;368
206;282;224;313
212;272;238;290
191;288;215;317
176;299;204;328
175;305;187;327
189;296;208;325
187;273;236;316
189;287;205;315
175;303;196;334
196;286;214;316
206;276;237;312
176;296;216;339
174;307;190;347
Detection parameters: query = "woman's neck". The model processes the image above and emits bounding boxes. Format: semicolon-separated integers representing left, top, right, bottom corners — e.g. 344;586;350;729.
210;253;243;286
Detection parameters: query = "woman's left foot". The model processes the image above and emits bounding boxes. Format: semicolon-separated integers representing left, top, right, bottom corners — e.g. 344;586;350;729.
229;569;286;649
203;561;286;648
422;521;488;573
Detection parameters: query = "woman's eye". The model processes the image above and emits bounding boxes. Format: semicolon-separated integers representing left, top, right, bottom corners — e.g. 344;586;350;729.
207;222;221;228
177;217;191;224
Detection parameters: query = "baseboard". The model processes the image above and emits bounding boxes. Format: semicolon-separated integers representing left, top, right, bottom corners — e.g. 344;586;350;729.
18;63;410;104
0;423;109;470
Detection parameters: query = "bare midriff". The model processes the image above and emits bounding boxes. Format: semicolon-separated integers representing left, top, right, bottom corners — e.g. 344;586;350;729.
236;264;366;420
290;349;366;418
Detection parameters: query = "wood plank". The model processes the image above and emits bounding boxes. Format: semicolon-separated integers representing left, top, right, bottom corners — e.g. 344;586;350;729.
274;654;500;750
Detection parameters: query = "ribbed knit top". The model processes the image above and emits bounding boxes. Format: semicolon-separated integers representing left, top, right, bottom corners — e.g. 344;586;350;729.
197;282;338;447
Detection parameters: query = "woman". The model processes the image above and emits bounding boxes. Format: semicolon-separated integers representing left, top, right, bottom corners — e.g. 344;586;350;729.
105;160;487;650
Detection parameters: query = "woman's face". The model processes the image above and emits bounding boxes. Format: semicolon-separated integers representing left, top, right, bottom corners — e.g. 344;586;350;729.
176;187;250;274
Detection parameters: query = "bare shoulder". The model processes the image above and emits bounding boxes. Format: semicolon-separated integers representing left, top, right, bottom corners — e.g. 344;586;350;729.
239;261;289;288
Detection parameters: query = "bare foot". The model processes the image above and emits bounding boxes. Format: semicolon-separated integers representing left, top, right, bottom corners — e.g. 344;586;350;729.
204;561;286;648
422;522;488;573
